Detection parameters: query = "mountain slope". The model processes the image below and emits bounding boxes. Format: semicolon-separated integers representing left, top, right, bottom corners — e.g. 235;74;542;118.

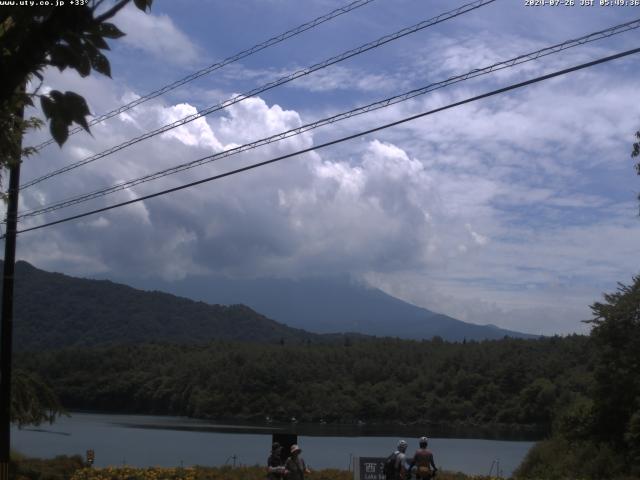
133;275;537;341
2;261;320;351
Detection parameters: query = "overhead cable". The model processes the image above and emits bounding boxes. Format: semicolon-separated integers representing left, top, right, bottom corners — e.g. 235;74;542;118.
20;0;496;190
31;0;377;152
17;17;640;221
9;46;640;238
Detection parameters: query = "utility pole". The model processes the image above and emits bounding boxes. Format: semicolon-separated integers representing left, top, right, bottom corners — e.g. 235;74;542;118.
0;101;24;480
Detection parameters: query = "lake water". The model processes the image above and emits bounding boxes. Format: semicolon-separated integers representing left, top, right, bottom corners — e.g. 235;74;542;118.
12;413;534;477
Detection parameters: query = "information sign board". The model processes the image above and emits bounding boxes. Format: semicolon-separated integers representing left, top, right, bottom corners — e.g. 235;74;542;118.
354;456;386;480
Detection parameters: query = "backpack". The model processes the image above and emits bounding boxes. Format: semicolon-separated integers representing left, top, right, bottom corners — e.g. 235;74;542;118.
414;450;433;479
382;452;398;479
415;464;432;479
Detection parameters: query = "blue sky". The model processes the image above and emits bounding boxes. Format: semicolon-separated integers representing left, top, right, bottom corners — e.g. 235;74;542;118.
10;0;640;335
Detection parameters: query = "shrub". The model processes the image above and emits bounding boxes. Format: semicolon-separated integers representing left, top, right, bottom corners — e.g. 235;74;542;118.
10;454;86;480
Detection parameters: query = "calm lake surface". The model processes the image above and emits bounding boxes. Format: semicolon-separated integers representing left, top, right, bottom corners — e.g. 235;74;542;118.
12;413;534;477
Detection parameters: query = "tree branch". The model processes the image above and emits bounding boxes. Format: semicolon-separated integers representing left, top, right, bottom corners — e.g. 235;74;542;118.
94;0;131;23
92;0;107;10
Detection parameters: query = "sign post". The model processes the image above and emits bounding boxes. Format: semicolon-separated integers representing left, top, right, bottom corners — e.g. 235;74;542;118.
353;457;386;480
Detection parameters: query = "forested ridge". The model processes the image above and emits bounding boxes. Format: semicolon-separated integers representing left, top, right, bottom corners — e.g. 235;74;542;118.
4;261;328;349
17;335;590;433
3;261;532;347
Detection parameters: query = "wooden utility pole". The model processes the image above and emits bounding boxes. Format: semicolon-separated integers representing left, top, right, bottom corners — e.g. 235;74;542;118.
0;104;23;480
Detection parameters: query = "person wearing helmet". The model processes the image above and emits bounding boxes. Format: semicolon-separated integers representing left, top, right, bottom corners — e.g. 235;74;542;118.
383;440;409;480
395;440;411;479
284;444;311;480
395;440;408;472
411;436;438;478
267;442;285;480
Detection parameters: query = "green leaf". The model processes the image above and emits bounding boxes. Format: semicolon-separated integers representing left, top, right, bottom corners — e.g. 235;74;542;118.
76;51;91;77
40;96;55;120
63;91;90;114
49;42;91;77
25;117;44;130
49;90;64;103
98;22;125;39
41;91;91;140
22;146;39;158
74;114;90;132
49;45;73;71
83;38;100;59
88;34;110;51
90;51;111;78
63;91;91;131
48;90;73;123
50;117;69;146
133;0;153;11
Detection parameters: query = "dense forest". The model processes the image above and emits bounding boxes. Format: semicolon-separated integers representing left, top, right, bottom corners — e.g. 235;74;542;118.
17;335;590;434
515;276;640;479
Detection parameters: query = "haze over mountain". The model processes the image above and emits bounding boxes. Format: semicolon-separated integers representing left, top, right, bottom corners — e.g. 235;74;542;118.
3;261;322;351
130;275;538;341
3;260;535;349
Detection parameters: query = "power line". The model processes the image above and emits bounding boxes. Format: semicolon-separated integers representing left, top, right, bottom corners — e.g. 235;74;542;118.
16;18;640;221
9;46;639;238
31;0;377;152
20;0;496;190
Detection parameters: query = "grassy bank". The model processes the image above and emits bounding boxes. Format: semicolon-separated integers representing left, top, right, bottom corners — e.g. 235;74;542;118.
71;466;497;480
9;456;498;480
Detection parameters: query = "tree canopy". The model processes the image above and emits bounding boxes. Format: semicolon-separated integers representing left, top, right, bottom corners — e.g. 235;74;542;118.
17;335;591;436
10;369;65;428
517;276;640;479
588;276;640;471
0;0;152;178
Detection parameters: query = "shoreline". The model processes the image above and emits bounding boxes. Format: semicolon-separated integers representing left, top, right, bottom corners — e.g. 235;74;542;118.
66;410;546;441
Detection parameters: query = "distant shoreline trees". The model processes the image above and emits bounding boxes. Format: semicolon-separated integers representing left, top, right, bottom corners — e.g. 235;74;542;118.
16;335;591;435
10;369;65;427
517;276;640;479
